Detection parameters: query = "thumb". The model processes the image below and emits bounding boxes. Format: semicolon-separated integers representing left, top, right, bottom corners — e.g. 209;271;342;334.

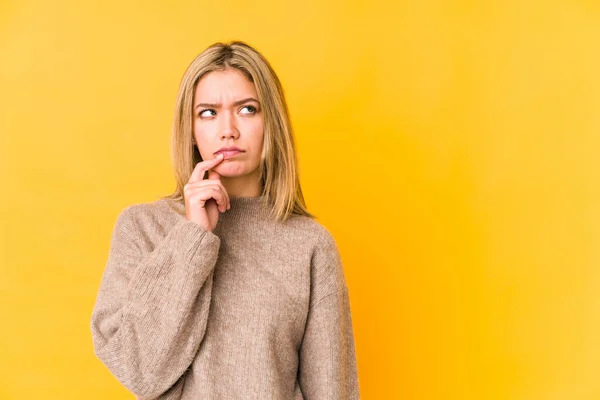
207;169;220;180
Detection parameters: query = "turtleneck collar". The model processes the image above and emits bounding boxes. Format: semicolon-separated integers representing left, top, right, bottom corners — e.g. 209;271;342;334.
165;194;273;222
225;194;272;221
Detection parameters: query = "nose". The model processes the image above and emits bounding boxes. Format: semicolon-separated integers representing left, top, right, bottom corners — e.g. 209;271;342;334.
219;111;239;139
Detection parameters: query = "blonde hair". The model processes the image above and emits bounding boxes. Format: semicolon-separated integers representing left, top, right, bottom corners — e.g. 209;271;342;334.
162;41;314;222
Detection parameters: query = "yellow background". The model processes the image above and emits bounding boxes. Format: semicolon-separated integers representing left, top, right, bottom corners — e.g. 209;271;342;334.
1;0;600;399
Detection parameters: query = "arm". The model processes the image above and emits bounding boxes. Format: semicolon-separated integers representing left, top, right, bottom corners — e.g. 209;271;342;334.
298;229;360;399
90;205;221;398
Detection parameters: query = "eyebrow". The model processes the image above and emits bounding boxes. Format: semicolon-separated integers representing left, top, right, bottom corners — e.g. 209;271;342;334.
194;97;259;109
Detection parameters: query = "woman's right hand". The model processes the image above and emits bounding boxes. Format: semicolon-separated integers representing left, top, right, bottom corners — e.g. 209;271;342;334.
184;153;231;232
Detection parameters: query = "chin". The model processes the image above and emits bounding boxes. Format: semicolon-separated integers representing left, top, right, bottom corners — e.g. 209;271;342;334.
216;163;250;177
219;162;261;178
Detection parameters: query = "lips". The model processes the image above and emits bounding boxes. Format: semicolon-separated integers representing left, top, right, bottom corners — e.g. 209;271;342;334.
215;147;244;160
218;150;243;159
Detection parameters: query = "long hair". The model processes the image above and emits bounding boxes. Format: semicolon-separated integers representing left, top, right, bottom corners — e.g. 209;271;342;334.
162;41;314;222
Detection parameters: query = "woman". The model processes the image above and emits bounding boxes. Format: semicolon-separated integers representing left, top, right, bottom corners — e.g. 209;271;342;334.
90;41;359;399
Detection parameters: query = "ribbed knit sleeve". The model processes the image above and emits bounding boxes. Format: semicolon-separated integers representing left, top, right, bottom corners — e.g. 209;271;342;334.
90;205;221;399
298;229;360;399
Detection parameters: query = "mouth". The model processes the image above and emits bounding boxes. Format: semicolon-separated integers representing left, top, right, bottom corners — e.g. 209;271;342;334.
215;148;244;160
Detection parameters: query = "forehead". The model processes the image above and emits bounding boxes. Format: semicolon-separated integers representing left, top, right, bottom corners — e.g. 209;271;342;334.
194;68;257;101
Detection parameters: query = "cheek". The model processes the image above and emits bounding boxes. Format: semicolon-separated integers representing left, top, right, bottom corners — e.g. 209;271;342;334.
195;120;219;137
250;126;264;162
248;118;264;145
193;121;209;138
193;123;215;158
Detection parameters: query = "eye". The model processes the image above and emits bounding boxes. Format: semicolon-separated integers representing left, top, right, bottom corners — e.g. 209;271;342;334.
239;105;257;115
199;109;216;118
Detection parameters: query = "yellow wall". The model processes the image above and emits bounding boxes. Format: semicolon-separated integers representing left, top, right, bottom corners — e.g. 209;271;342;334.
1;0;600;398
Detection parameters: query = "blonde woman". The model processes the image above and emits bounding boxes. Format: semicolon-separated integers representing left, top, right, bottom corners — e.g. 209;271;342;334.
90;41;359;399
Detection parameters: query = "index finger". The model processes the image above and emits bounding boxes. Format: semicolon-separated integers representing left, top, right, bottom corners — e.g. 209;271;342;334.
189;153;224;182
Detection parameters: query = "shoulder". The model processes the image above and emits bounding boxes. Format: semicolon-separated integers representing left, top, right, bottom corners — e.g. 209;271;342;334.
112;198;182;238
284;214;343;274
107;198;185;255
285;216;348;304
281;214;339;252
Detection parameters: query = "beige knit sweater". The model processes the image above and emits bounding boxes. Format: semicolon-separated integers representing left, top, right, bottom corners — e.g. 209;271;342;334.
90;195;359;399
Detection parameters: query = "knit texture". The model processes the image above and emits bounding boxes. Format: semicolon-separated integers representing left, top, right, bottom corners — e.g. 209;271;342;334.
90;195;359;399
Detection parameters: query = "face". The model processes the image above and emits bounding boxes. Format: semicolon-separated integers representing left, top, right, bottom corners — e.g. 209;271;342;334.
192;68;264;179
